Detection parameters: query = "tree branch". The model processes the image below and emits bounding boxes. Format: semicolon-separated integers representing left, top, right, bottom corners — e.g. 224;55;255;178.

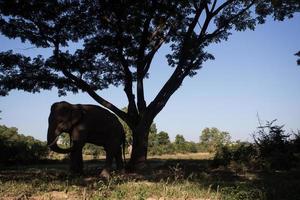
211;0;234;17
210;0;218;13
146;5;205;118
136;16;152;113
53;42;127;122
115;15;139;119
204;1;256;42
143;37;165;77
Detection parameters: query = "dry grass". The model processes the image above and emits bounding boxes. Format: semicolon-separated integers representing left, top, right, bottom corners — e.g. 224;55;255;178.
1;153;300;200
148;152;214;160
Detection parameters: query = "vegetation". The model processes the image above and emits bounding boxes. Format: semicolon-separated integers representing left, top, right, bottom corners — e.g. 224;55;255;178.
200;127;231;153
1;1;299;168
1;153;300;200
1;120;300;199
213;120;300;171
0;125;48;163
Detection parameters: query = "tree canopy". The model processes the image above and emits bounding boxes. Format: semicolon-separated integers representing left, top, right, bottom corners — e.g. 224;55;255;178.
1;1;299;120
0;0;299;167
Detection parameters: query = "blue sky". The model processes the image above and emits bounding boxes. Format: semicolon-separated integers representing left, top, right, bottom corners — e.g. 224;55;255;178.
1;15;300;142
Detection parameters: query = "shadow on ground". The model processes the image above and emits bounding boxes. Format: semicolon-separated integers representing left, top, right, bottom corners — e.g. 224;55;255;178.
1;158;300;200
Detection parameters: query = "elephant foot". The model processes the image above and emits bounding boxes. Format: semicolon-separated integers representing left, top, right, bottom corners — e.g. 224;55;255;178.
100;168;111;179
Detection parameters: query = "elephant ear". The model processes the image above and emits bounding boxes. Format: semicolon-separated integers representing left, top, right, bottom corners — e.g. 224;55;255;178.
71;106;83;126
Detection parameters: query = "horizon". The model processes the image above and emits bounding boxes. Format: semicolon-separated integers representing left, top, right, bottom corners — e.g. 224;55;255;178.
1;15;300;143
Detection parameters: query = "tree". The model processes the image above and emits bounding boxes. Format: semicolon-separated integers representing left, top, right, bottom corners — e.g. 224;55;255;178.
58;132;70;147
0;1;299;170
147;123;159;148
157;131;171;145
200;127;231;152
253;120;294;169
0;125;48;163
174;134;186;152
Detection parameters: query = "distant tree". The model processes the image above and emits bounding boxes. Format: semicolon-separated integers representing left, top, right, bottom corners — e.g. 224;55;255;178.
185;141;198;153
200;128;231;152
148;123;159;149
83;143;105;159
157;131;171;145
0;125;48;163
174;134;186;153
58;132;70;147
293;130;300;153
0;1;299;169
175;134;186;145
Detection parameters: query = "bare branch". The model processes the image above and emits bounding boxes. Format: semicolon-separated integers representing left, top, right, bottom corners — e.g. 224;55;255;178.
210;0;218;13
143;37;165;77
211;0;234;17
204;2;210;16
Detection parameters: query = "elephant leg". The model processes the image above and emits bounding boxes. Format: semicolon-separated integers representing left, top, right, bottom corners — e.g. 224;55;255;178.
69;146;83;174
100;148;114;179
115;146;124;171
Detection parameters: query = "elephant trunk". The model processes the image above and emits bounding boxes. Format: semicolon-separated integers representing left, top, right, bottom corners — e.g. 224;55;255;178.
47;126;73;154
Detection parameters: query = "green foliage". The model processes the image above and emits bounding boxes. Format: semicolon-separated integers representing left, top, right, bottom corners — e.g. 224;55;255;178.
157;131;171;146
200;127;231;152
83;143;105;159
119;107;132;146
174;134;186;153
58;132;70;148
148;125;173;155
148;130;198;155
0;125;48;163
254;120;296;170
213;142;257;168
214;120;300;171
221;185;265;200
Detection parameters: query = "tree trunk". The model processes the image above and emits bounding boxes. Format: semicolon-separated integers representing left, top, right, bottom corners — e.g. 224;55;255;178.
127;119;152;171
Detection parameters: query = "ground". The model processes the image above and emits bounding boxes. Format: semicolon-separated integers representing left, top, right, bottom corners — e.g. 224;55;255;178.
0;153;300;200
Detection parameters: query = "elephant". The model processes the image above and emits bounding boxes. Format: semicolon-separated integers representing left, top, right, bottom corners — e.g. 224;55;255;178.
47;101;126;176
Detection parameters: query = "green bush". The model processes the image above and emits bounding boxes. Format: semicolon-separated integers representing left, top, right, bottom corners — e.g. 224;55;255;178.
254;120;296;170
0;125;48;163
213;142;258;169
214;120;300;171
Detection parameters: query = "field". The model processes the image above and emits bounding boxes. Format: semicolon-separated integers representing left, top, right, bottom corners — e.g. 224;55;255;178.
1;153;300;200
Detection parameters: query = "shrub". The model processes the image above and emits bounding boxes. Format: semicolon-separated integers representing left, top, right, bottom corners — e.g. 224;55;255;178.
214;120;299;171
0;125;48;164
213;142;258;169
254;120;295;170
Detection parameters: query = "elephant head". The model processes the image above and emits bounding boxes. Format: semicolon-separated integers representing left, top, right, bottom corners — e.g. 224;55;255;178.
47;101;83;153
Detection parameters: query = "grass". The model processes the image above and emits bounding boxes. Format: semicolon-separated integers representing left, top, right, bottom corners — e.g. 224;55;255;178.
1;153;300;200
